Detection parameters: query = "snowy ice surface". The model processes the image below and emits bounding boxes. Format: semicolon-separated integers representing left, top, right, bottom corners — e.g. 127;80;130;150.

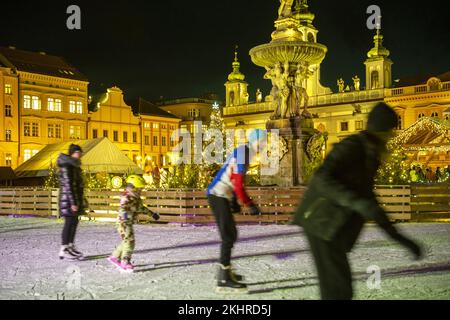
0;217;449;300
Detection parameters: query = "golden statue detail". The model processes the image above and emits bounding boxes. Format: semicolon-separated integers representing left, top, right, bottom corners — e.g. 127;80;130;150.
278;0;295;19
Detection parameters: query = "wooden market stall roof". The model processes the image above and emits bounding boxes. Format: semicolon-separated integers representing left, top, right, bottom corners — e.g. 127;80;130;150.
389;117;450;151
14;137;144;178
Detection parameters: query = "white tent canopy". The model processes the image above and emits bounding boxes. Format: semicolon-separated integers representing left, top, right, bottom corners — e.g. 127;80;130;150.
15;138;143;178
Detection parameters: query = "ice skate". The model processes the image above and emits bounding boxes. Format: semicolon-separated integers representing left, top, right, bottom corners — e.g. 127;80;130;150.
215;264;248;294
59;245;78;261
119;260;135;273
107;256;122;269
68;243;84;260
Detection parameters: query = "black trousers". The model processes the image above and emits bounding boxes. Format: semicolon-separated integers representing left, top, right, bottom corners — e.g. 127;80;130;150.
62;216;79;246
305;232;353;300
208;195;237;266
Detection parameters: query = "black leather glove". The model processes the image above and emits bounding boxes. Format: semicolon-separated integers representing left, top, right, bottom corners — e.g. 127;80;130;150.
249;203;261;216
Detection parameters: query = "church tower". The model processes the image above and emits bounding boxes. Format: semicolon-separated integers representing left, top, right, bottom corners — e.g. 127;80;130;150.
364;27;393;90
224;48;249;107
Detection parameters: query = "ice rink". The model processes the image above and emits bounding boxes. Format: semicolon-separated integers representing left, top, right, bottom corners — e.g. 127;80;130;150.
0;217;449;300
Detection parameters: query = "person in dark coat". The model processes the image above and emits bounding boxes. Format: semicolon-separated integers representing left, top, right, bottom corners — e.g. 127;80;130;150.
57;144;85;260
293;102;423;300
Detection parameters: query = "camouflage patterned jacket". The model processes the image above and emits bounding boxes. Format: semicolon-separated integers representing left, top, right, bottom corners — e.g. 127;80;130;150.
118;189;149;223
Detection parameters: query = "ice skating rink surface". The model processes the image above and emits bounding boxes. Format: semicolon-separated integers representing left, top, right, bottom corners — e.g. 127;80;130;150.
0;217;449;300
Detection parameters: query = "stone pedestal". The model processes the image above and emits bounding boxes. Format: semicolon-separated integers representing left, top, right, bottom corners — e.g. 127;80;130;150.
261;117;313;187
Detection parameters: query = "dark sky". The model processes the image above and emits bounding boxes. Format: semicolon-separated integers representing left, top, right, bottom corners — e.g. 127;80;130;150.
1;0;449;101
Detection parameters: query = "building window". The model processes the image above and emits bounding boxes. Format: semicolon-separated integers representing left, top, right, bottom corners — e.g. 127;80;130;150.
161;124;167;129
24;149;39;162
55;99;62;112
170;139;175;147
48;124;61;138
188;109;200;119
355;120;364;131
145;136;150;145
69;126;81;139
123;131;128;142
371;71;379;89
47;98;55;111
69;101;76;113
132;132;137;143
24;122;31;136
24;149;31;162
162;136;167;146
103;130;108;138
5;153;12;167
4;84;12;95
55;124;61;138
24;95;31;109
153;136;158;146
5;130;12;142
93;129;98;139
144;122;150;129
113;131;119;142
397;115;403;130
32;123;39;137
431;112;439;119
418;113;426;120
340;122;349;132
76;101;83;114
5;105;12;117
153;123;159;129
31;96;41;110
48;124;54;138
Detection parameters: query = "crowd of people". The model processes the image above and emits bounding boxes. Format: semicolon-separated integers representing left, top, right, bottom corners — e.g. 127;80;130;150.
409;165;450;183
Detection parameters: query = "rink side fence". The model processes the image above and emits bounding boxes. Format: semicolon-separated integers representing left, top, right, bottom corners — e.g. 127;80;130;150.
0;184;448;224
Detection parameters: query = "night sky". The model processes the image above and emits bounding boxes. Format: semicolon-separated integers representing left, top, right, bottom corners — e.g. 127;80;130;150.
1;0;449;102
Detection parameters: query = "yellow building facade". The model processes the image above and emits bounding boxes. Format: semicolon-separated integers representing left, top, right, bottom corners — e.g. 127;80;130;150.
0;46;89;168
88;87;141;162
0;65;19;168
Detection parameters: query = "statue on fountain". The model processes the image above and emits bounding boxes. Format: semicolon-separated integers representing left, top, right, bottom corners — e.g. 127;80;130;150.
278;0;295;19
294;63;310;118
266;63;291;120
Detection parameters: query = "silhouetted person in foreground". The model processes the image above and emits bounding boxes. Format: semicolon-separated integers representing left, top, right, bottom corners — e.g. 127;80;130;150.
294;103;423;300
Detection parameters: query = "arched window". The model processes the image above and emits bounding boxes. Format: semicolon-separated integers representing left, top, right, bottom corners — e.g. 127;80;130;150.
428;78;441;91
308;33;315;43
418;113;426;120
229;91;235;106
431;112;439;119
371;71;379;89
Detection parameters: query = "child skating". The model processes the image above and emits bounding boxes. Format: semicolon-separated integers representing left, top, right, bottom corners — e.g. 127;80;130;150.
108;175;160;273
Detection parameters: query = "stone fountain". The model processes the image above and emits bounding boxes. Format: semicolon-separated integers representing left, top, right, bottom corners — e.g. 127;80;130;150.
250;0;327;186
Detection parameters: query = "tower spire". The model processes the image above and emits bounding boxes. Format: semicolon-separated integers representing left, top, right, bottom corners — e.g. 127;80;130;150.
228;45;245;81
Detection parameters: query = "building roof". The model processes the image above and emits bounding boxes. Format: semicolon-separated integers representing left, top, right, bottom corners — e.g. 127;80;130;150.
0;46;88;82
128;97;180;119
14;138;143;178
394;71;450;88
389;117;450;148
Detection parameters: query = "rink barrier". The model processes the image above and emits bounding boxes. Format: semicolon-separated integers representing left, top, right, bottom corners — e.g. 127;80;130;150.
410;184;450;221
0;185;427;223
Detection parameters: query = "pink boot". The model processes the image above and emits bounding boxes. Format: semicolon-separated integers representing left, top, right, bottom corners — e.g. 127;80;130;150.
107;256;121;268
120;260;135;273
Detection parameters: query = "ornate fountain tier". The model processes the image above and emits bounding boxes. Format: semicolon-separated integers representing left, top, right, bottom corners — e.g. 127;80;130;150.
249;40;327;69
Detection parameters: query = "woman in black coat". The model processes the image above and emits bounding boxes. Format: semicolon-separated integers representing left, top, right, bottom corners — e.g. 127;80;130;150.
57;144;85;260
